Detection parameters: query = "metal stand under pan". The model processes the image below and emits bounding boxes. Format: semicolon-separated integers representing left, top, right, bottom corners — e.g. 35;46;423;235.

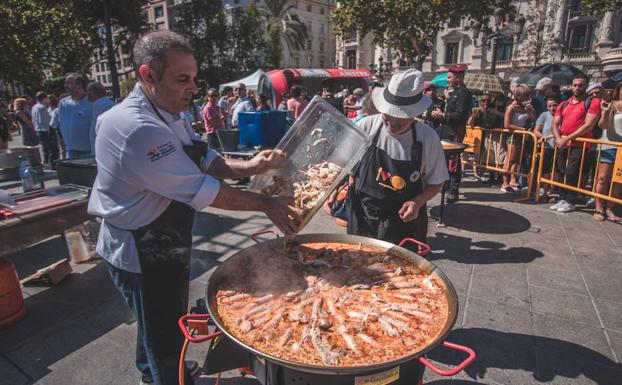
202;335;425;385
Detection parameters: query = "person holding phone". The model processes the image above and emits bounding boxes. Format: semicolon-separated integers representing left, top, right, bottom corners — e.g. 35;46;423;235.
594;82;622;222
502;85;535;193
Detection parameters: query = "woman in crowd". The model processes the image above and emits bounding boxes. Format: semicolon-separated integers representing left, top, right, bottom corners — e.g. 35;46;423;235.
202;88;225;149
594;81;622;222
247;90;258;109
533;98;559;201
13;98;38;146
468;95;504;182
502;85;535;193
256;93;271;111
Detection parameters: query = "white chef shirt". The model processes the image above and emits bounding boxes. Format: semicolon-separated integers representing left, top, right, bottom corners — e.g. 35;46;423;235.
88;84;221;273
357;114;449;187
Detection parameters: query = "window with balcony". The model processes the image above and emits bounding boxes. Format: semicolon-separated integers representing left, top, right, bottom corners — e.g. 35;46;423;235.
567;24;593;53
444;42;459;64
306;4;312;12
307;22;312;33
495;37;513;61
155;6;164;19
96;63;100;72
319;41;325;52
319;59;325;68
320;23;325;34
320;7;325;15
307;39;312;50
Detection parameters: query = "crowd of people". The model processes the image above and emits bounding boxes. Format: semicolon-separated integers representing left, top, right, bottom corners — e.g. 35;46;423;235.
0;74;116;164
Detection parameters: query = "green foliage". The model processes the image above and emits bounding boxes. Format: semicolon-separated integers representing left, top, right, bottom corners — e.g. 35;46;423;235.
258;0;308;68
580;0;621;14
331;0;510;68
0;0;90;90
119;78;136;98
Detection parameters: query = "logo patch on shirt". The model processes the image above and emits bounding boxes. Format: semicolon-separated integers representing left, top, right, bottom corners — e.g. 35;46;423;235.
376;166;406;191
147;141;176;162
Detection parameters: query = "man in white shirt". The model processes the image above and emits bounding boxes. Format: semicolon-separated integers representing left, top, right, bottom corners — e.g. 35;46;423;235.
230;83;255;127
31;91;52;165
88;31;298;385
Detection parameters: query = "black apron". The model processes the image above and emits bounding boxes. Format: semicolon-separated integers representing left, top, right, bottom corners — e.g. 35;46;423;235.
347;123;428;246
130;102;208;385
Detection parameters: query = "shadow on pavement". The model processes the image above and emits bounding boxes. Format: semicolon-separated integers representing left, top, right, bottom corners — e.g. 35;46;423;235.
428;232;543;264
435;328;622;385
461;191;527;203
430;203;531;234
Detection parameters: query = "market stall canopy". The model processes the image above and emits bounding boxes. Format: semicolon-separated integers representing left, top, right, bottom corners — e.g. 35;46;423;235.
516;63;585;87
431;72;449;87
219;69;266;92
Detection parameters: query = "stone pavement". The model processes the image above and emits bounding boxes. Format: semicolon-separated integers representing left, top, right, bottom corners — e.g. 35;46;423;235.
1;179;622;385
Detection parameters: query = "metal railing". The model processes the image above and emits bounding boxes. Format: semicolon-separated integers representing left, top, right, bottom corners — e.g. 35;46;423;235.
536;137;622;205
462;126;539;199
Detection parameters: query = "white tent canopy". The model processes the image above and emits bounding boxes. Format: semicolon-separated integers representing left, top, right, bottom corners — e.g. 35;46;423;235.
219;69;265;92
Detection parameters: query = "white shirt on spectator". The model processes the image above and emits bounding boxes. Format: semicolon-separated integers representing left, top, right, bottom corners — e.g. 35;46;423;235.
88;84;220;273
356;114;449;186
231;97;255;127
31;102;50;132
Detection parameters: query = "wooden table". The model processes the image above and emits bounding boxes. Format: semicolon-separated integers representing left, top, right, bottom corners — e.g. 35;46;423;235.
0;199;91;259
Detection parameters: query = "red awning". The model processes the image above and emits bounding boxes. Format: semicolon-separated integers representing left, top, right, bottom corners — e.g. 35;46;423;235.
287;68;373;78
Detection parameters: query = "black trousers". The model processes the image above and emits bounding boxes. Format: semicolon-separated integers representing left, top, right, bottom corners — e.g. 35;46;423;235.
36;131;52;164
556;146;590;204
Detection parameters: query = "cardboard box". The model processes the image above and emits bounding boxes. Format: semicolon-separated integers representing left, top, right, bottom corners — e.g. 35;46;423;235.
20;259;72;286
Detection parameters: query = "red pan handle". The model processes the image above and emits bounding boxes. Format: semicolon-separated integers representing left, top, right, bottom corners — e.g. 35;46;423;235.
251;229;280;243
418;341;476;376
178;314;223;343
398;238;431;256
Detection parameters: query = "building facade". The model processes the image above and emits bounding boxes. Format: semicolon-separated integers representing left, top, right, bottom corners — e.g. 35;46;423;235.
223;0;337;68
335;1;622;83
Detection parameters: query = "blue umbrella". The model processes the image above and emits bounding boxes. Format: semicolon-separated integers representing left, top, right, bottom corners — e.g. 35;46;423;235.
431;72;448;87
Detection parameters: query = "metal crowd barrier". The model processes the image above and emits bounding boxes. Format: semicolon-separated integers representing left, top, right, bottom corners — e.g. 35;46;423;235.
535;136;622;205
462;126;539;199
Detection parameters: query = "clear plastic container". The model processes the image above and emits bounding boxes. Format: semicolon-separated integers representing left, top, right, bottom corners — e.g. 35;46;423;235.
248;96;372;232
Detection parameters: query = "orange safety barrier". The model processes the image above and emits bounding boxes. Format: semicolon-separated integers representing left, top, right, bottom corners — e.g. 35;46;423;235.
462;126;539;199
536;136;622;205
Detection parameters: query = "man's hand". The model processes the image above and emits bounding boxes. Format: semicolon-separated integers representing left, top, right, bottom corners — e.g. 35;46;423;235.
555;135;569;148
263;195;301;235
399;200;419;222
248;149;286;175
431;109;444;119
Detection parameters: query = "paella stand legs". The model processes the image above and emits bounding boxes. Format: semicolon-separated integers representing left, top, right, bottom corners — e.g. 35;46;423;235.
437;183;447;228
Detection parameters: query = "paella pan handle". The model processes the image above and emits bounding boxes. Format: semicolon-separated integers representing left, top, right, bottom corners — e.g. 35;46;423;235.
251;229;280;243
398;238;431;256
178;314;223;343
418;341;476;376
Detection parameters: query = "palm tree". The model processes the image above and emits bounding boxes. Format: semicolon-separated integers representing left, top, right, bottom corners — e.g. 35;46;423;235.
259;0;308;68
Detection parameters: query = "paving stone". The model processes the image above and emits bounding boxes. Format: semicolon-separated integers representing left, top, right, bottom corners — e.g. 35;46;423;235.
463;297;532;335
469;264;529;309
595;298;622;332
532;313;614;359
527;265;588;296
530;285;600;326
580;265;622;303
0;356;30;385
436;265;471;296
607;330;622;363
534;344;621;385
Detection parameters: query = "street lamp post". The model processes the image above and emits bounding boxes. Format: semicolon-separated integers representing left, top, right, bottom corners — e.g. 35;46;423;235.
471;7;526;75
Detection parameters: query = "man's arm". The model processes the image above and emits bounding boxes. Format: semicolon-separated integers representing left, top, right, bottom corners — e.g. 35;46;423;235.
399;183;444;222
565;113;599;142
210;183;299;234
443;89;471;125
205;149;286;179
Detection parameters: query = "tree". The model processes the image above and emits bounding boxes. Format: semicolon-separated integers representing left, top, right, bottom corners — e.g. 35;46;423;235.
580;0;622;14
331;0;513;69
228;5;267;74
258;0;308;68
0;0;90;92
172;0;229;87
72;0;146;99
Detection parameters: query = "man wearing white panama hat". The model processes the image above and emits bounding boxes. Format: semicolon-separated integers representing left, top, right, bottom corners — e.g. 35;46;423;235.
347;69;449;245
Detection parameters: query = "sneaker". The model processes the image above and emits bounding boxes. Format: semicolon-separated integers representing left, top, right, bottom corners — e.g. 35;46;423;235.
557;201;575;213
586;197;595;207
549;200;565;210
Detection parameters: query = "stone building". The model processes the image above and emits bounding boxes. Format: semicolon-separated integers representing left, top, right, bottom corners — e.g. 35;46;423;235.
335;1;622;83
223;0;337;69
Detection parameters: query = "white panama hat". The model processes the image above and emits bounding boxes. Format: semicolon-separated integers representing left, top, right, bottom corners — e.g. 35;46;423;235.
371;69;431;119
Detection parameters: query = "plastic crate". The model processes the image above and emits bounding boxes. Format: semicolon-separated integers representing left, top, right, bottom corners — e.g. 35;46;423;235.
238;111;286;148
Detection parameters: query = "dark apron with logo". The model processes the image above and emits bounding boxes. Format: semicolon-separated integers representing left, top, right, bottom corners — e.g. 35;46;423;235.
347;124;428;247
131;101;208;385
